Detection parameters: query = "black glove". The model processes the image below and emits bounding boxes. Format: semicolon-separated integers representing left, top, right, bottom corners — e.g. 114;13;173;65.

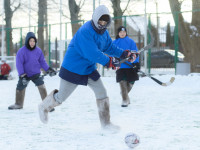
120;50;130;60
133;62;140;72
20;75;30;85
112;57;120;67
46;67;57;77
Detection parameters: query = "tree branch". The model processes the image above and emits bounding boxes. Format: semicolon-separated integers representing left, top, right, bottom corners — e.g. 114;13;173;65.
61;11;70;19
122;0;131;14
79;0;86;9
13;2;21;13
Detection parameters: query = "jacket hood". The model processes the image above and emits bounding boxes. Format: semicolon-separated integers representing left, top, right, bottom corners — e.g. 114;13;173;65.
25;32;37;50
92;5;111;30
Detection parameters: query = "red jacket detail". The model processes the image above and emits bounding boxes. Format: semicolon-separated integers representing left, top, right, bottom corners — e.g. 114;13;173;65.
1;63;11;75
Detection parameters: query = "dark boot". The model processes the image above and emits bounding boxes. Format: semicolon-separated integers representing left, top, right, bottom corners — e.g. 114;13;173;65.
8;89;26;110
96;97;120;130
37;84;47;100
38;89;60;124
119;81;129;107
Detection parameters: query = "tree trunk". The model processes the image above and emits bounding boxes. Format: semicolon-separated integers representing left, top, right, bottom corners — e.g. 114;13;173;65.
192;0;200;25
4;0;14;56
111;0;123;37
44;0;49;62
68;0;81;36
169;0;200;72
38;0;47;55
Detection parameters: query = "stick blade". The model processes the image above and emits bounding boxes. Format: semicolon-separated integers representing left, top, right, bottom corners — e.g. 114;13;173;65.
162;77;175;86
170;77;175;83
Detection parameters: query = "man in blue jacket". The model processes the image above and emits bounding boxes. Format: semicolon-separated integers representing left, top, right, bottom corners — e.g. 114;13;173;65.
8;32;56;110
38;5;131;130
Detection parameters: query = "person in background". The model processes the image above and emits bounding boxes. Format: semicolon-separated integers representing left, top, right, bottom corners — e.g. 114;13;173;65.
113;26;140;107
0;58;11;80
38;5;132;130
8;32;56;110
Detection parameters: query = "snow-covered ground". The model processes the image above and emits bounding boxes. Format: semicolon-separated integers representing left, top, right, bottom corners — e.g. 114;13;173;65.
0;71;200;150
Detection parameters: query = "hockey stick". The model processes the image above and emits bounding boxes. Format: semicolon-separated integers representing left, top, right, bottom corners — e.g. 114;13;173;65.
122;62;175;86
139;70;175;86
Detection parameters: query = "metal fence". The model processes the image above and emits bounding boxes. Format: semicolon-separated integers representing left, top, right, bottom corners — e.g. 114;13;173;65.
0;11;193;75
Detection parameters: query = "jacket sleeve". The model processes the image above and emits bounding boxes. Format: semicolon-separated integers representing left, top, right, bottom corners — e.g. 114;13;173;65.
103;32;124;57
75;29;110;66
130;40;139;63
16;50;25;76
38;50;49;71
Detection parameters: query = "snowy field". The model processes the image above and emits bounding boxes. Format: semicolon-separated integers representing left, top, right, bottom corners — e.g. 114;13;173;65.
0;71;200;150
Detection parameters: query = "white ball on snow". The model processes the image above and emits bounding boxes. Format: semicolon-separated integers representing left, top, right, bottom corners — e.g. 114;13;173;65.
124;132;140;149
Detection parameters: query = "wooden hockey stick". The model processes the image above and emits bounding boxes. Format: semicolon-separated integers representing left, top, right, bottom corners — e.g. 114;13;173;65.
121;62;175;87
139;70;175;86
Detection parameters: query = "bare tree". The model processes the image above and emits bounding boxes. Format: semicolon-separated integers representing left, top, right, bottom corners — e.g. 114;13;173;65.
37;0;47;55
68;0;85;36
4;0;20;56
191;0;200;25
169;0;200;72
111;0;130;36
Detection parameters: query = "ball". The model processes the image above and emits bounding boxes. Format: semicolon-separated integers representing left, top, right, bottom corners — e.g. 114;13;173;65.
124;132;140;149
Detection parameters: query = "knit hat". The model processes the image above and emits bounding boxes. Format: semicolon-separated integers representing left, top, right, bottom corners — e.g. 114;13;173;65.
117;26;127;34
115;26;128;39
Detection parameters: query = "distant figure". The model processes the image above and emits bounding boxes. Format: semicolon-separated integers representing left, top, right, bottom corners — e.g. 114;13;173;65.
0;58;11;80
113;26;140;107
8;32;56;110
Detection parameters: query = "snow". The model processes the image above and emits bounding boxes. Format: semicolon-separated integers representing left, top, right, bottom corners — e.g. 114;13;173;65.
1;71;200;150
190;25;200;38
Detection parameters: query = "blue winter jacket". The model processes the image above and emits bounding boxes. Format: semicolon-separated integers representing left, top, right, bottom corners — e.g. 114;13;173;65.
61;21;123;75
113;36;139;68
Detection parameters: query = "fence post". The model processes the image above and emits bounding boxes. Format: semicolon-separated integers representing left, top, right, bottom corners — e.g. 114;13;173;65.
34;26;36;33
6;29;10;56
174;12;179;73
55;37;58;70
147;15;152;74
65;23;67;52
48;24;51;66
138;30;141;49
20;28;22;48
123;16;127;27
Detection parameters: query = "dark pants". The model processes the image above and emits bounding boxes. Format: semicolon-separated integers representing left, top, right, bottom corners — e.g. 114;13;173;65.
0;75;8;80
116;68;139;83
16;74;44;90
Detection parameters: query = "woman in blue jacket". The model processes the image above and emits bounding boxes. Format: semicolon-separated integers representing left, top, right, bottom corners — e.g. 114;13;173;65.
113;26;140;107
38;5;131;130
